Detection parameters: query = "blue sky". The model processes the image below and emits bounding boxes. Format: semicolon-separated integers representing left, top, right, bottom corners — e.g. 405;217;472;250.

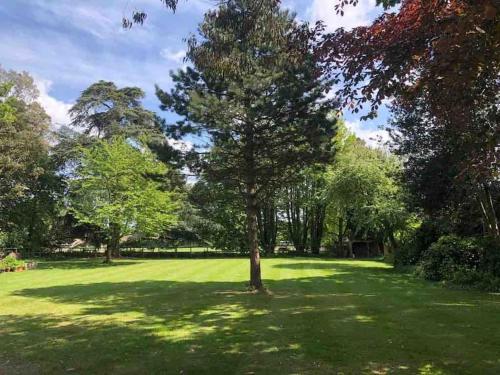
0;0;390;147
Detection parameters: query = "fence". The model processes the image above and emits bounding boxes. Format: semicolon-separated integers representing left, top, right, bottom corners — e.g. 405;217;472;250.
9;245;249;259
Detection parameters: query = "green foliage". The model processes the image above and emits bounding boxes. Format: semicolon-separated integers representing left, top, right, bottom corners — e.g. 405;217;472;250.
0;83;16;124
158;0;336;287
416;235;500;291
325;121;409;252
394;219;442;267
70;138;181;243
69;81;157;140
0;255;25;270
416;235;483;281
0;69;51;208
188;179;247;252
158;0;336;194
0;68;60;250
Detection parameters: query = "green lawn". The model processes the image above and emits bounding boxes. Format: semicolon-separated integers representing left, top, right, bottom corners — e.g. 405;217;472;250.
1;259;499;374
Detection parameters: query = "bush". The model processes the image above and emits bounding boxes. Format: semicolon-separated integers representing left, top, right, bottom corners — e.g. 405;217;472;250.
395;220;442;267
416;235;500;291
479;237;500;277
416;235;483;281
0;255;25;271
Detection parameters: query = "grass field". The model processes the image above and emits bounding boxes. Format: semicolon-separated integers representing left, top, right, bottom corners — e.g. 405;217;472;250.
1;259;499;374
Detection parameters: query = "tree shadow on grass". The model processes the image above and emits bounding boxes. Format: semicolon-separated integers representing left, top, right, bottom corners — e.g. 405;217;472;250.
3;267;500;374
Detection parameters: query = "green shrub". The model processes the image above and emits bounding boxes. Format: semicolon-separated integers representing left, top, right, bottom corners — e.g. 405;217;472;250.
417;235;482;281
478;237;500;277
0;255;25;271
395;220;441;267
416;235;500;291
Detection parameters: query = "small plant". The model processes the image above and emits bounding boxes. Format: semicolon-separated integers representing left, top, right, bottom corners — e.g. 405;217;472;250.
0;255;25;272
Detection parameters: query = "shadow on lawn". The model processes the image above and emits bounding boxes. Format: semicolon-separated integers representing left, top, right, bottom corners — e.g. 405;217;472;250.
3;264;500;374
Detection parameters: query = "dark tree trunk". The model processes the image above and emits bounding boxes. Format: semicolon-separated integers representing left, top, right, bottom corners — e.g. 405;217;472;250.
346;236;354;258
377;241;385;256
286;186;308;254
310;203;326;255
105;245;112;263
105;224;120;263
257;200;278;254
336;216;344;256
388;232;398;254
247;183;263;290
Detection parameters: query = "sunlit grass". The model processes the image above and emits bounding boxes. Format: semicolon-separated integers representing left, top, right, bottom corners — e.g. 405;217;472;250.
1;258;499;374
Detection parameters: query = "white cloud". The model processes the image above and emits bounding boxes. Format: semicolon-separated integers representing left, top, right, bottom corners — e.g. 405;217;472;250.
345;120;389;148
308;0;382;32
35;78;73;129
160;48;186;63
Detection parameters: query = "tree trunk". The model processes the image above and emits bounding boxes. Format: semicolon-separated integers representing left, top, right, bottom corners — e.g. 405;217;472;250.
377;241;385;257
105;244;112;263
257;201;277;254
246;183;263;290
310;203;326;255
336;216;344;256
346;235;354;258
388;232;398;254
105;224;120;263
478;183;500;239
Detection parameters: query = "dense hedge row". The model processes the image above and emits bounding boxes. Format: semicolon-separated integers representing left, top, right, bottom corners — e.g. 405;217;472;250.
395;231;500;291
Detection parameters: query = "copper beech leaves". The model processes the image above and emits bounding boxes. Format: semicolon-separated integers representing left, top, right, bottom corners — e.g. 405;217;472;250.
323;0;499;122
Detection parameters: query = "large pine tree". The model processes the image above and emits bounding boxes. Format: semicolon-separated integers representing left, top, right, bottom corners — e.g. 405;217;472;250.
157;0;337;289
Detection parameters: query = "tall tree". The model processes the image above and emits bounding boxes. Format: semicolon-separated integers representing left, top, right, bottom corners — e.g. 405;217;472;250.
157;0;336;289
389;94;499;238
70;138;180;262
323;0;499;238
325;0;498;124
67;81;185;173
0;68;58;248
282;170;329;255
326;124;408;256
69;81;158;140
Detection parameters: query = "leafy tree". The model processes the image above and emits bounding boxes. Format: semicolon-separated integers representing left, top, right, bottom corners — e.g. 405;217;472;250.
157;0;336;289
326;124;409;256
281;169;329;255
284;182;310;254
0;68;60;250
69;81;157;139
70;138;180;262
307;170;329;255
188;179;248;252
324;0;499;240
389;94;500;239
326;0;498;123
66;80;185;174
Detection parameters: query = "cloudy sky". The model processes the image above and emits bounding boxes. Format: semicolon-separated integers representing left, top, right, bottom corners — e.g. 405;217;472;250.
0;0;389;147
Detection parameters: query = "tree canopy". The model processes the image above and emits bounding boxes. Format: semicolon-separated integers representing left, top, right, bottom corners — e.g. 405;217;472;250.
70;137;181;261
